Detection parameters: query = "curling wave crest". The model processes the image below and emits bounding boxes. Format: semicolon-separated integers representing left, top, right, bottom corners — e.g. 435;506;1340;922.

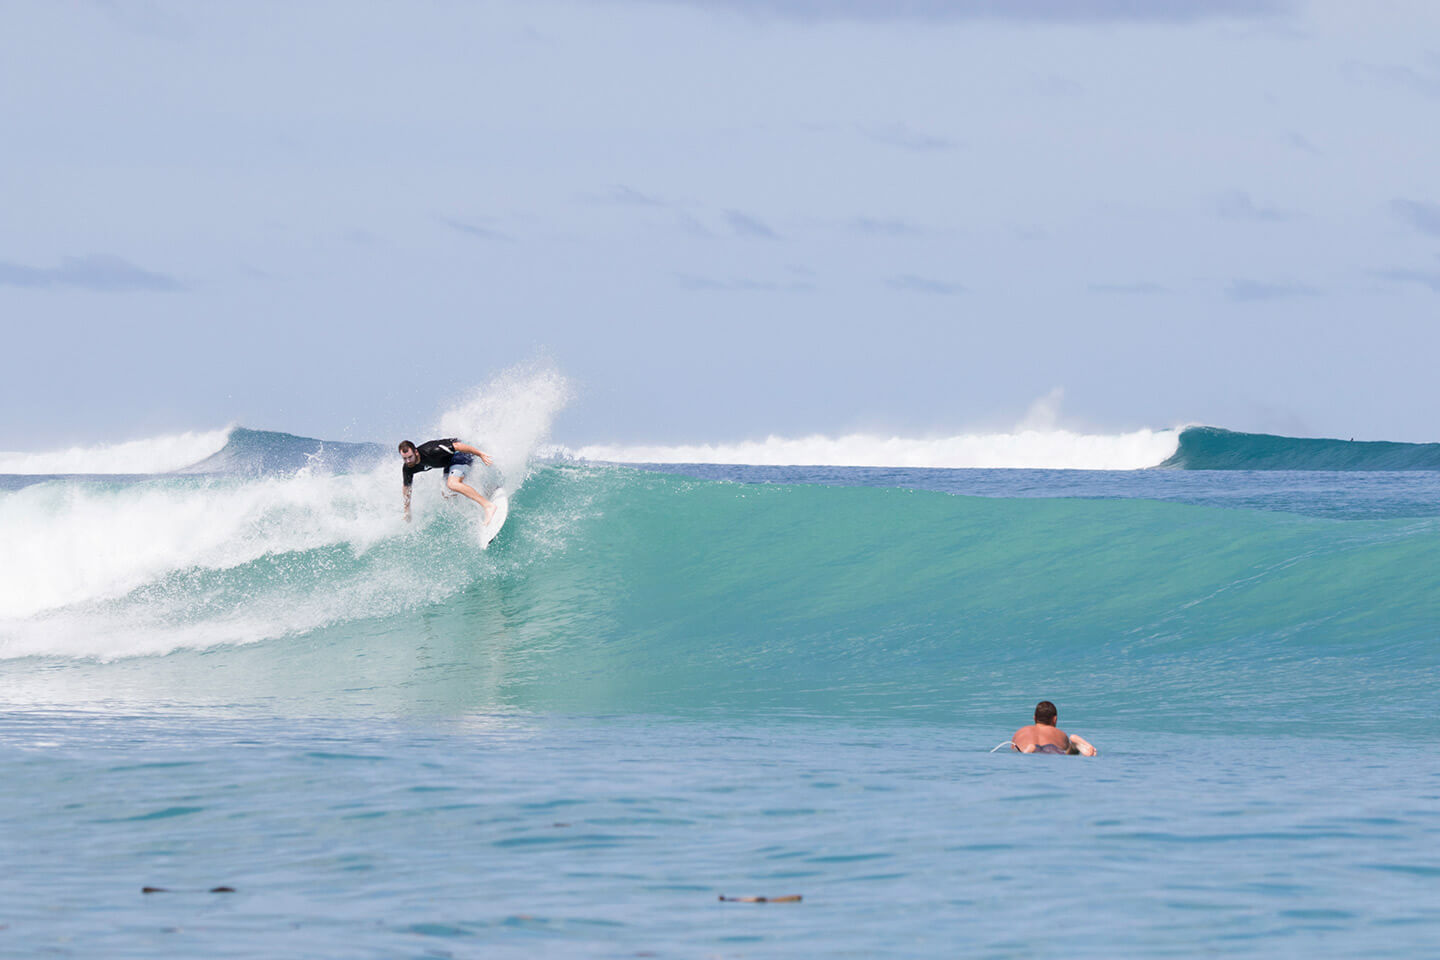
0;428;234;475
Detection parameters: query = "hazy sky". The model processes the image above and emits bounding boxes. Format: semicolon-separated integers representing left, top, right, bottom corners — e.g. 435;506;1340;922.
3;0;1438;447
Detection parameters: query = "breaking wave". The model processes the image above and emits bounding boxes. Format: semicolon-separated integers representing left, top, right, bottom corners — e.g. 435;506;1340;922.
571;427;1182;470
1160;427;1440;471
0;428;233;475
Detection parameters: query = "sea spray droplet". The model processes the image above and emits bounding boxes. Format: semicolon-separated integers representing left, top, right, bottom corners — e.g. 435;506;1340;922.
436;363;570;493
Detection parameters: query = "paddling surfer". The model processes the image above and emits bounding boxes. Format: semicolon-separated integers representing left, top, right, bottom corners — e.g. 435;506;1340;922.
399;438;496;523
1011;700;1097;756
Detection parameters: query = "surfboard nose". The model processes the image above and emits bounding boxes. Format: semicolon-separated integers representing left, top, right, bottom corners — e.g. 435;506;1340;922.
480;488;510;548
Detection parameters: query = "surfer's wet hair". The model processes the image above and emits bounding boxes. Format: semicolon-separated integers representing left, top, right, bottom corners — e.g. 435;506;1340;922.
398;441;417;455
1034;701;1058;725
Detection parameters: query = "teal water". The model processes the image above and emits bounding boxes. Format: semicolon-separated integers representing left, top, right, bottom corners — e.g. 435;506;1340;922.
7;465;1436;728
2;442;1440;956
1161;426;1440;471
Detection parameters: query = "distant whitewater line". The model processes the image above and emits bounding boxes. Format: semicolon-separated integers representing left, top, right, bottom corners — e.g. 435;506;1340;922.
0;427;233;475
571;426;1440;472
570;428;1184;471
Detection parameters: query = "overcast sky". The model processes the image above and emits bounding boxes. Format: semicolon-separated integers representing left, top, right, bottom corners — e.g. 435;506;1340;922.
2;0;1438;447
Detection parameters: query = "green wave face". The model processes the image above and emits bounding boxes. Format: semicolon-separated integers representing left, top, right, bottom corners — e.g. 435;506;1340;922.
1163;426;1440;470
8;466;1438;732
462;468;1439;728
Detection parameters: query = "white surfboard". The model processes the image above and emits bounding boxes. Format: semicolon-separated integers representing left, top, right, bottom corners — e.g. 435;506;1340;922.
479;487;509;548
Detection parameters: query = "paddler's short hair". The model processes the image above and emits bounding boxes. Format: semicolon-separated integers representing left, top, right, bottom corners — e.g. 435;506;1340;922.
1034;701;1058;725
398;440;417;455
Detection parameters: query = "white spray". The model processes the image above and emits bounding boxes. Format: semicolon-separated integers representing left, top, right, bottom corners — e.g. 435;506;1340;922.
570;387;1184;471
436;363;570;491
570;429;1181;471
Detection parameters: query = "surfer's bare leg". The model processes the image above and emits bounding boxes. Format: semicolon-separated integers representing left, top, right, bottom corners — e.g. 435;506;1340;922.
446;474;495;523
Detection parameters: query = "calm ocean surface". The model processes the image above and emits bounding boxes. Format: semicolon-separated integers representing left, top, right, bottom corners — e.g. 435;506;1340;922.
3;452;1439;957
3;716;1437;958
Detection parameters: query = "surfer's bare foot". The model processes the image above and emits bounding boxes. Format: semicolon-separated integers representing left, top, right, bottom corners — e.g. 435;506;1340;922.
482;505;496;524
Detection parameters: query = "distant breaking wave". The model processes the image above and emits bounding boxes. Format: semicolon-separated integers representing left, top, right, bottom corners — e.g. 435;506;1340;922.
174;428;386;476
0;427;385;479
574;426;1440;472
0;365;571;481
6;416;1440;482
0;428;233;475
1160;427;1440;471
571;428;1183;471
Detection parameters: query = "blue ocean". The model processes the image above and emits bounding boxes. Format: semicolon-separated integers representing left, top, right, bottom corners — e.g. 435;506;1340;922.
3;396;1439;957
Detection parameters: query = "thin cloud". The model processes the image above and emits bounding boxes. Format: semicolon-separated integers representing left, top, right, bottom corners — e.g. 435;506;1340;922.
1285;132;1322;157
81;0;191;39
1342;57;1440;100
1392;198;1440;238
1226;279;1319;302
440;216;513;242
1027;74;1085;97
725;210;780;240
627;0;1287;24
1217;191;1294;222
676;272;813;292
887;274;963;295
1376;268;1440;294
0;255;182;292
849;216;926;237
1089;282;1167;295
588;184;668;207
862;122;957;152
676;213;715;238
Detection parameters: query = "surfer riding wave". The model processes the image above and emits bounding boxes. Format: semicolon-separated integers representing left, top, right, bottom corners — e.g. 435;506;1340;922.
399;438;496;523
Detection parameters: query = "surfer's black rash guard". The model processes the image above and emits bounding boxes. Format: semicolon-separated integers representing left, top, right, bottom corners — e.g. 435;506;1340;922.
402;438;468;488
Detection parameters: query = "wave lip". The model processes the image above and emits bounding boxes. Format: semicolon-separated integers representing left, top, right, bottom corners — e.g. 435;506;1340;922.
572;428;1182;471
0;428;233;475
1160;427;1440;471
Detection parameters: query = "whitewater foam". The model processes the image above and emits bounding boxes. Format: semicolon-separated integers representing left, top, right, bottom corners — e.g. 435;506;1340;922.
0;368;571;659
437;364;569;489
571;427;1182;471
0;465;402;622
0;428;233;475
